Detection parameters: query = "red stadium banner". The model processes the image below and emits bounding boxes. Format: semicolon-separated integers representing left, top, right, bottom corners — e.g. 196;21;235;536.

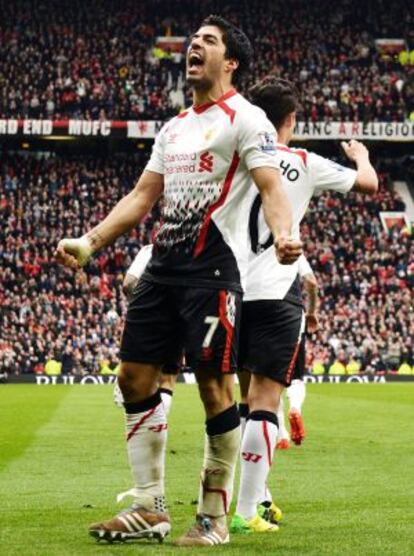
0;119;413;141
155;36;187;53
375;38;407;57
380;211;410;232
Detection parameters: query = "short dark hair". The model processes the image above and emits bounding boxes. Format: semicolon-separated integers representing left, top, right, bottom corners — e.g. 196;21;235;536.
249;76;299;129
200;15;252;85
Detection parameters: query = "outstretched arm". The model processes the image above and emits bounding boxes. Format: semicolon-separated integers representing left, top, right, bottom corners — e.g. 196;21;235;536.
341;140;378;194
55;170;163;269
303;272;319;333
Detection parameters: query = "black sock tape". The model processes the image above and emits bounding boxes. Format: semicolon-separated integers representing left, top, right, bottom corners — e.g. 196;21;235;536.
159;387;173;397
206;404;240;436
247;410;278;428
238;403;249;418
124;391;162;414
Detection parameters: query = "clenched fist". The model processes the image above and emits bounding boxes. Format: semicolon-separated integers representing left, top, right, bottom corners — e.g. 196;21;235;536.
341;139;369;163
306;313;320;334
275;236;303;265
55;236;94;269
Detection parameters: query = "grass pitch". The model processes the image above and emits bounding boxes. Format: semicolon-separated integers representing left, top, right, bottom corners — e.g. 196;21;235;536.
1;383;413;555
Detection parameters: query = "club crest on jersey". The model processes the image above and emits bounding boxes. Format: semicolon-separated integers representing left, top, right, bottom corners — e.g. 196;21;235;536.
198;151;214;172
259;131;277;154
204;128;216;142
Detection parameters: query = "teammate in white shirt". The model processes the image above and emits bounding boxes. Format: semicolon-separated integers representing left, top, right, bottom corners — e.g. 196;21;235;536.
276;255;319;449
231;76;378;534
56;18;301;547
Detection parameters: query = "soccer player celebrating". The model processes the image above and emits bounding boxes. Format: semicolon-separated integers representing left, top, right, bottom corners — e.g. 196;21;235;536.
56;18;301;547
231;77;378;534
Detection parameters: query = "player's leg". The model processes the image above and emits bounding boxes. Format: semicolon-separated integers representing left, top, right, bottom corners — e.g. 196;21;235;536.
113;364;179;414
159;364;179;416
287;337;307;445
175;289;242;547
276;395;290;449
90;361;171;543
287;379;306;414
236;313;251;435
89;281;179;543
237;369;250;436
232;373;282;533
232;301;304;534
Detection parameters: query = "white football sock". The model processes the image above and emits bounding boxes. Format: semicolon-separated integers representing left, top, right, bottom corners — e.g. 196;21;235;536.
198;405;241;526
159;388;173;416
277;396;290;441
236;411;278;520
287;379;306;414
124;392;167;511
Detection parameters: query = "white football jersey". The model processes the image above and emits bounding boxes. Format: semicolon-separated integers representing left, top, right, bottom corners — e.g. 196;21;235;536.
127;245;153;280
144;88;279;292
244;145;356;303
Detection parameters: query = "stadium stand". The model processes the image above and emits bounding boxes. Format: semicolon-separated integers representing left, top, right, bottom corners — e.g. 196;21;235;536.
303;176;414;374
0;0;413;121
0;154;412;375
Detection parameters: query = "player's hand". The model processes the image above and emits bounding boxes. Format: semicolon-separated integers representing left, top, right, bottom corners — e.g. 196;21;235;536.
341;139;369;163
274;236;303;265
55;236;93;269
306;313;319;333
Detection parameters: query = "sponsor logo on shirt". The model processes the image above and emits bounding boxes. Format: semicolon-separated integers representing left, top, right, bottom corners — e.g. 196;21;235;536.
164;151;216;175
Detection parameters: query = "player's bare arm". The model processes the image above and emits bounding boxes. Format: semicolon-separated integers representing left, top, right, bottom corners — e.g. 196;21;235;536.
123;275;139;299
251;166;303;265
341;140;378;194
303;272;319;333
55;170;163;269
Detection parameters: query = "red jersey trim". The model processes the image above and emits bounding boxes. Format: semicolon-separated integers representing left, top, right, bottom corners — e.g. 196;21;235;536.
277;144;307;166
218;290;234;373
192;88;237;114
193;151;240;257
285;341;301;385
177;110;189;119
217;100;236;124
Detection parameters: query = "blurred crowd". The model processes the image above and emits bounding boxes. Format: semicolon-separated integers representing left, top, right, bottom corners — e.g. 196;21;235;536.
0;153;413;376
303;177;414;375
0;153;160;375
0;0;413;122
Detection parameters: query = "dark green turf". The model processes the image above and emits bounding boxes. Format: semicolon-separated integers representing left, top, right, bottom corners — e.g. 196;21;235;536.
1;384;413;555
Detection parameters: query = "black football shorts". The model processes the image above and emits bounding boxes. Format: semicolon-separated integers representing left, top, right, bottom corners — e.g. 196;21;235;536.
239;300;305;386
120;280;242;373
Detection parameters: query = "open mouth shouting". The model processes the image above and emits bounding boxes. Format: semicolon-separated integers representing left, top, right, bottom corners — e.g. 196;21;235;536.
187;50;205;73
